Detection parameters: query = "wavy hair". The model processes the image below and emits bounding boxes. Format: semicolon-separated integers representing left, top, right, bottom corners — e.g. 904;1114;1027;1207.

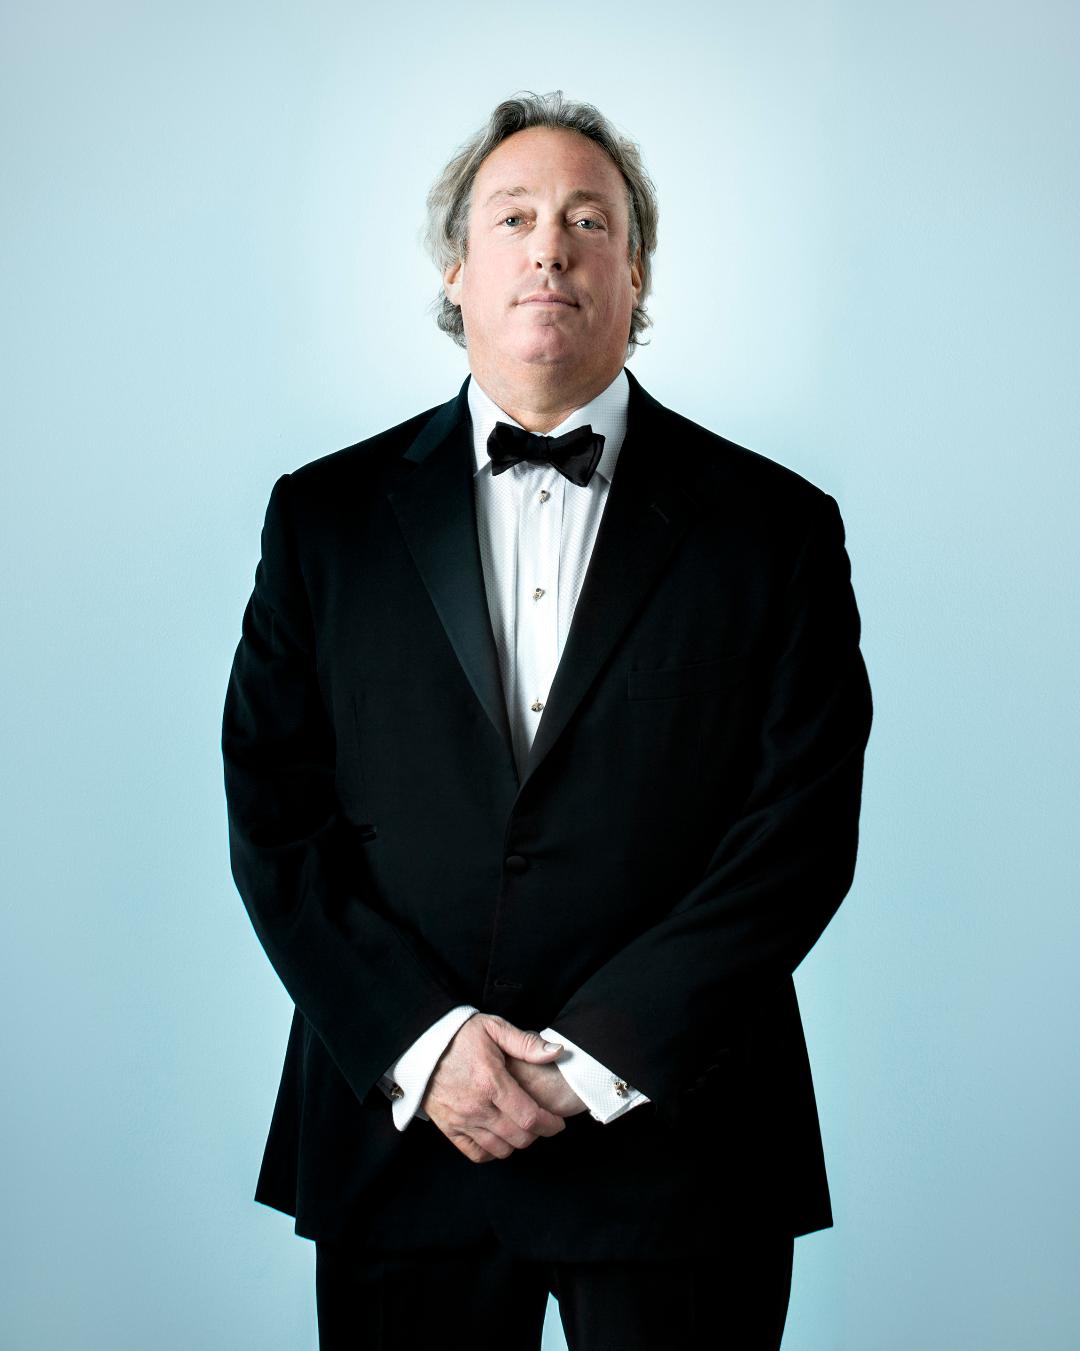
424;91;659;356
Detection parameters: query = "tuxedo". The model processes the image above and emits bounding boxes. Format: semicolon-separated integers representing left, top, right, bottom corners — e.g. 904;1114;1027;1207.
221;367;872;1261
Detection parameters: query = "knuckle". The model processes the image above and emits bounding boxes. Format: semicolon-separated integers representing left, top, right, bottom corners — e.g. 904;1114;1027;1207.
472;1078;496;1108
471;1126;509;1158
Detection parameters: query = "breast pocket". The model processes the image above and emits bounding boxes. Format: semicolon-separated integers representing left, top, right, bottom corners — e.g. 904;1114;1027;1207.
626;651;753;701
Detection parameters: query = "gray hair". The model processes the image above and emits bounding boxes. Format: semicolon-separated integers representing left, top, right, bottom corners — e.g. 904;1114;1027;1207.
424;91;659;355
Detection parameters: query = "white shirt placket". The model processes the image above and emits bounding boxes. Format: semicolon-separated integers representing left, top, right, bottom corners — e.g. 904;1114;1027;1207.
515;465;563;764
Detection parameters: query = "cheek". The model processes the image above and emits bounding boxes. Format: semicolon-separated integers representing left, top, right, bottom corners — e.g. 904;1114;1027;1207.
595;268;634;314
460;280;497;329
466;261;512;309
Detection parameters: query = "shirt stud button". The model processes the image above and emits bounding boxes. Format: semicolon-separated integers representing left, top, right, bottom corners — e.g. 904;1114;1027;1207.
533;587;545;600
530;699;544;712
539;489;551;502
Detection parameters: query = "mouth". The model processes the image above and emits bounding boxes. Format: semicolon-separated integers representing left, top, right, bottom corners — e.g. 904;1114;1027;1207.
518;292;579;307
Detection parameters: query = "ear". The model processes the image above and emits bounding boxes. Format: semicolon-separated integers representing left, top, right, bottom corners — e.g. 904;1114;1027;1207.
443;256;464;306
628;248;644;306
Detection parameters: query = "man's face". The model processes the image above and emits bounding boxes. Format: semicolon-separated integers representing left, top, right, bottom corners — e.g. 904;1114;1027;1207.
443;126;643;388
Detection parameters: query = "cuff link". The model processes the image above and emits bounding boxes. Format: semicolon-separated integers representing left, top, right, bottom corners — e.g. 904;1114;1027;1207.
389;1083;404;1100
613;1079;629;1098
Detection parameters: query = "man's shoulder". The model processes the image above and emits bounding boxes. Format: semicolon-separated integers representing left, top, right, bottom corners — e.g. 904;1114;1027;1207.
285;397;451;495
643;389;837;523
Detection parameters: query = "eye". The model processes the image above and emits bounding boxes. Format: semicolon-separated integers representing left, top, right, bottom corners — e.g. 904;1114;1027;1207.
500;215;525;228
574;217;604;231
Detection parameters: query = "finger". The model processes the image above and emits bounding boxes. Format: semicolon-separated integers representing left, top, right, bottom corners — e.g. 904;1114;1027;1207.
427;1082;537;1148
480;1111;540;1152
484;1018;564;1064
451;1133;494;1164
491;1074;566;1137
468;1125;516;1160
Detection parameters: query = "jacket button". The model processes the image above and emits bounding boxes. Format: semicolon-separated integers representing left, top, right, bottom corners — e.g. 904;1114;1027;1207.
504;854;529;874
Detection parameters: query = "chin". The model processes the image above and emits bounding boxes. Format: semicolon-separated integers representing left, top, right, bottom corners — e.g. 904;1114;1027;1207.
509;335;583;367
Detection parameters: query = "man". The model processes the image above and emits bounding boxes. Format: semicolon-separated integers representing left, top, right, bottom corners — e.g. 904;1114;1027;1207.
223;91;872;1350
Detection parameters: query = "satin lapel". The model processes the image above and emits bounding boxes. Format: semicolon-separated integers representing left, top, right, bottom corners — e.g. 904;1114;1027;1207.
520;369;697;793
386;377;517;773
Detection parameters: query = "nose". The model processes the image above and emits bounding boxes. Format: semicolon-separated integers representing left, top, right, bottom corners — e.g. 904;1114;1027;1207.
531;217;568;273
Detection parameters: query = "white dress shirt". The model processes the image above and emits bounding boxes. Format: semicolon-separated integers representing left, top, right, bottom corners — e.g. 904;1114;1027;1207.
377;369;650;1130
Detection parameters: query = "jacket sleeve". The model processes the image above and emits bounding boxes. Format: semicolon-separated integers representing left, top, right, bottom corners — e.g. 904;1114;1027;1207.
222;473;466;1105
547;492;873;1108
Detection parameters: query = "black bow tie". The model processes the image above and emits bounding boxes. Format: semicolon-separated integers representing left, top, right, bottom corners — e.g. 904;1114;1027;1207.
486;421;605;488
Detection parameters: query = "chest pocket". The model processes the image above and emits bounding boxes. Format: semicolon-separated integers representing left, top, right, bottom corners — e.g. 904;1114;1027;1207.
626;651;752;701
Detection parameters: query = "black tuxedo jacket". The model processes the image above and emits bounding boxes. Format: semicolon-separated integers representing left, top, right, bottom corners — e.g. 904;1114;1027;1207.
222;368;872;1260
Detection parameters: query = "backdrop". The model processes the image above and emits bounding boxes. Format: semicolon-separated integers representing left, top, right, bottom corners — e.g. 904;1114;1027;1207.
3;1;1077;1347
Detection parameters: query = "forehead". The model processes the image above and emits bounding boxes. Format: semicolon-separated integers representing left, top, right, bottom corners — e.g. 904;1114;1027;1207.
471;126;628;211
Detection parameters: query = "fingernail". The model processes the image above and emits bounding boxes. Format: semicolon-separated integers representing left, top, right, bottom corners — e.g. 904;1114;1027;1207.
543;1041;563;1052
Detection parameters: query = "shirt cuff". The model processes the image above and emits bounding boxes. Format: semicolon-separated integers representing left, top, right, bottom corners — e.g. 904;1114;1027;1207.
378;1004;479;1131
539;1025;650;1124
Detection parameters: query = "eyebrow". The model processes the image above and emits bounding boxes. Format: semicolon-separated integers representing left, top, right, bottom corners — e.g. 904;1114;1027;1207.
481;186;619;211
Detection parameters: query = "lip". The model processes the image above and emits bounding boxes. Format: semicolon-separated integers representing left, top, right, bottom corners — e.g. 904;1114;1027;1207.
518;292;578;306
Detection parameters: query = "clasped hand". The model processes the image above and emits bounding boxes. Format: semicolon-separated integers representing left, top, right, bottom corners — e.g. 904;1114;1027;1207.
421;1012;588;1163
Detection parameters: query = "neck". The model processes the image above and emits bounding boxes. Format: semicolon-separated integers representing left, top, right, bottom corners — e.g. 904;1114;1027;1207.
469;359;622;433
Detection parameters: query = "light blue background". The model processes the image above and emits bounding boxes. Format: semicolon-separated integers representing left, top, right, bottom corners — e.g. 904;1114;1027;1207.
3;1;1077;1347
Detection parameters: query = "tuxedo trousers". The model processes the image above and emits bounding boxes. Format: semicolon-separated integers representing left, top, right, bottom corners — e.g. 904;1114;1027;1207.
315;1224;794;1351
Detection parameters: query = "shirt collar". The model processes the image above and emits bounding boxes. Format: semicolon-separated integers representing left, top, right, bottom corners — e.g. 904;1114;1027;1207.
467;368;630;485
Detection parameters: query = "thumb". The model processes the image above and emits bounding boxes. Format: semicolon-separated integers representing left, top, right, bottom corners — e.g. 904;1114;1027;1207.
487;1020;564;1062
